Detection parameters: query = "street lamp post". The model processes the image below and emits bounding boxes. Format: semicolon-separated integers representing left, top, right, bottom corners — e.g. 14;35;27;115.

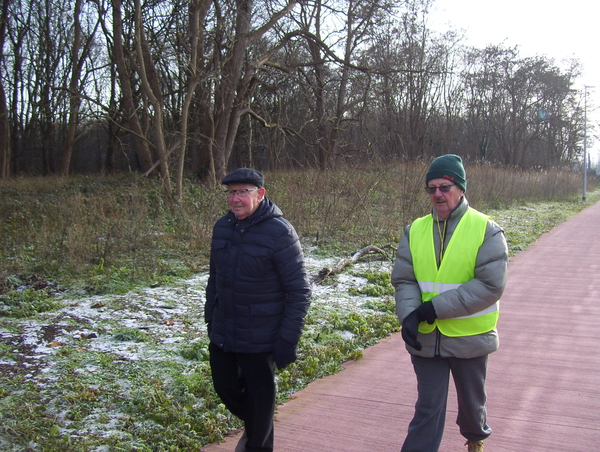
583;85;595;201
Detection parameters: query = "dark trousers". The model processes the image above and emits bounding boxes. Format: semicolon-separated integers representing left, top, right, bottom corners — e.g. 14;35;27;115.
209;342;276;452
401;354;491;452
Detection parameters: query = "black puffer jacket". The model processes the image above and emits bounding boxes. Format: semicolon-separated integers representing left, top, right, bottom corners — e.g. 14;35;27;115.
205;198;311;353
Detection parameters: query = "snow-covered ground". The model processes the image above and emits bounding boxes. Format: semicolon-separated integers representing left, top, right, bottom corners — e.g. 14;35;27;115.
0;253;393;382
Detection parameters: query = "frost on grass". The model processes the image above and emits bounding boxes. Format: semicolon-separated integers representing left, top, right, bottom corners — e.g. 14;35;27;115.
0;259;392;377
0;254;396;449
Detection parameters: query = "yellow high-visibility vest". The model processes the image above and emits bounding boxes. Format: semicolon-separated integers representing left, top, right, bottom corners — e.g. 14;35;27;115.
410;208;499;337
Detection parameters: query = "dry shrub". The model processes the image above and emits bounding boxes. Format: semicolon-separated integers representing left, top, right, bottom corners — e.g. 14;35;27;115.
267;160;430;248
268;159;586;251
465;162;583;209
0;175;223;286
0;163;588;288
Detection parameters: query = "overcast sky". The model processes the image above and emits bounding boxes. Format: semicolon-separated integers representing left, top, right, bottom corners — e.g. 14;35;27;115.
428;0;599;160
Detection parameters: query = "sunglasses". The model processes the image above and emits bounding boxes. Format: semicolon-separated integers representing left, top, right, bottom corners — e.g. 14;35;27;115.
425;184;455;194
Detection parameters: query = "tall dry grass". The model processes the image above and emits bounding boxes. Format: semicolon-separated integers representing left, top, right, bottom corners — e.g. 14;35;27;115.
268;160;586;248
0;162;591;292
0;175;224;292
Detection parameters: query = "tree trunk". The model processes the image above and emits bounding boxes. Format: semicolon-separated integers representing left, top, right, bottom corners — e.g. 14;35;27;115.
59;0;83;176
133;0;171;198
0;83;9;178
176;0;211;197
0;0;10;178
312;245;393;283
112;0;154;174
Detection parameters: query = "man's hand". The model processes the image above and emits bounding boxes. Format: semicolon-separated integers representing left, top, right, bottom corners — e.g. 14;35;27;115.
415;301;437;324
273;339;297;370
401;311;422;351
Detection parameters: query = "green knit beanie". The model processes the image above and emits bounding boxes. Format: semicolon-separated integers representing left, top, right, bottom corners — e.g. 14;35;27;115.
425;154;467;191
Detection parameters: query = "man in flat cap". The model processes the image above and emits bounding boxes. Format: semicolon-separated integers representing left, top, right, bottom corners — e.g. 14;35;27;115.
392;155;508;452
205;168;311;452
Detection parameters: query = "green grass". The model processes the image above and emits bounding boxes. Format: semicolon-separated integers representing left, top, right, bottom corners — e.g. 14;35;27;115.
485;198;598;255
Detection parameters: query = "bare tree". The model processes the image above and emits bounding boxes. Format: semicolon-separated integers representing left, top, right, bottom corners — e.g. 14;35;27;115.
200;0;299;183
175;0;211;198
132;0;172;197
0;0;10;178
462;45;581;167
291;0;398;169
35;0;70;174
59;0;100;175
392;0;444;159
6;0;33;174
111;0;154;174
0;0;589;180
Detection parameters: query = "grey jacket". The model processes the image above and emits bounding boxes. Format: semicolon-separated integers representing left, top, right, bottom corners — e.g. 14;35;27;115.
391;197;508;359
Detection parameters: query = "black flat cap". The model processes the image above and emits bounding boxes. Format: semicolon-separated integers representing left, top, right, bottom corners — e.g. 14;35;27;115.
221;168;264;187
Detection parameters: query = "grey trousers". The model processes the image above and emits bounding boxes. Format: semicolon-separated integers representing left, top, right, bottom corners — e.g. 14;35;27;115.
401;354;492;452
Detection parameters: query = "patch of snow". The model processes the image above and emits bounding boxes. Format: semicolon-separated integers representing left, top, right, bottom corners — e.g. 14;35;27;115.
0;254;394;445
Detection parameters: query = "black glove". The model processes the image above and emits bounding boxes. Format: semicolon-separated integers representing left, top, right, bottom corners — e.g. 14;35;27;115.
272;339;297;370
415;301;437;324
401;311;422;351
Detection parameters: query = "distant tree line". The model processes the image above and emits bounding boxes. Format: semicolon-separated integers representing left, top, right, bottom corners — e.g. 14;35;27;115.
0;0;588;196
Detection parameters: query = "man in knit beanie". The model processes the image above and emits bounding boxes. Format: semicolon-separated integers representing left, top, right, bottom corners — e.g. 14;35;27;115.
392;155;508;452
425;154;467;192
421;154;468;221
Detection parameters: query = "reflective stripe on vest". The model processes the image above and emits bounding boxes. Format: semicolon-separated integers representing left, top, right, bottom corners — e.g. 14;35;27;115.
410;208;499;337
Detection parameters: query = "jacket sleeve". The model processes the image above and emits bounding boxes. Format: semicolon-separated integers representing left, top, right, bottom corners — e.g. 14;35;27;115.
273;222;312;345
391;225;423;323
432;220;508;319
204;229;218;325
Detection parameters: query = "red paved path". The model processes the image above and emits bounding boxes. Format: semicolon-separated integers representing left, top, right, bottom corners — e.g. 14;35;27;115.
203;201;600;451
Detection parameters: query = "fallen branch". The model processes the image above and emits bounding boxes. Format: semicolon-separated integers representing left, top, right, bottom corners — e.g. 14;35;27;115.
312;244;396;284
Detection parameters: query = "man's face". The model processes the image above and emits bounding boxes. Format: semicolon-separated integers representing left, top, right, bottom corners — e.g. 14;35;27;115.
426;178;464;219
226;183;265;220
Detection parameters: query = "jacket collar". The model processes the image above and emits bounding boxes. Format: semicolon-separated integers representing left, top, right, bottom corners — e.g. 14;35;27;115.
431;195;469;223
227;197;282;226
